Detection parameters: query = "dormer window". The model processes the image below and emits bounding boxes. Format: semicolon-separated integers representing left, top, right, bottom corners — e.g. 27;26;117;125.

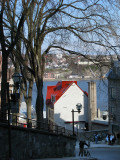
51;94;56;103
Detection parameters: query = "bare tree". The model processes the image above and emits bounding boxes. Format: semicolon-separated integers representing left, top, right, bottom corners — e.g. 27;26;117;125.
0;0;35;120
1;0;119;127
21;0;119;126
10;41;34;127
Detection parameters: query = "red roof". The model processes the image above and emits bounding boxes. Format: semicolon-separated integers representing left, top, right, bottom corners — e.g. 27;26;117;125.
46;81;88;107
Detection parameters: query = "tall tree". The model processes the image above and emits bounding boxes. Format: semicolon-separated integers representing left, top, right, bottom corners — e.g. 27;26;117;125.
21;0;119;125
0;0;35;120
1;0;119;127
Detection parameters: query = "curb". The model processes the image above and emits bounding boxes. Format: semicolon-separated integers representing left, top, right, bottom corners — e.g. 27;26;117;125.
89;145;120;148
32;156;98;160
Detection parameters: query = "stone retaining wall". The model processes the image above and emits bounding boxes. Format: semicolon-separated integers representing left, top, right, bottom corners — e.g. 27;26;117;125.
78;129;108;141
0;123;76;160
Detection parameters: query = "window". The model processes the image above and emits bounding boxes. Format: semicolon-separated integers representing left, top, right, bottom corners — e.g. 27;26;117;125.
110;87;116;99
110;106;113;114
51;94;56;103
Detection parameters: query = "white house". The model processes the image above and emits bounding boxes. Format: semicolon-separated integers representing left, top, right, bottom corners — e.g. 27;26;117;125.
46;81;88;132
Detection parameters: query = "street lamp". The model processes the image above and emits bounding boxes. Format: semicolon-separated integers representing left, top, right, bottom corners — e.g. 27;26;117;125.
76;103;82;113
71;103;82;135
11;73;23;113
7;72;22;160
12;73;22;91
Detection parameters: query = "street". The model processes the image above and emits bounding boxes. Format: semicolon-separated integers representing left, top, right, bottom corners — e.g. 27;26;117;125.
74;140;120;160
88;148;120;160
75;147;120;160
33;146;120;160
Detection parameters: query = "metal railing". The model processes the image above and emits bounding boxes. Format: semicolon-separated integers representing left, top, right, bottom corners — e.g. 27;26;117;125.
0;111;73;137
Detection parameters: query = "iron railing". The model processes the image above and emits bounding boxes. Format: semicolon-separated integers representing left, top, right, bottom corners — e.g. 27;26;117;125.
0;111;73;137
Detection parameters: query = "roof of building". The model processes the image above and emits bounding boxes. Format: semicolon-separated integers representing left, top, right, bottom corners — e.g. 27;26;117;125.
46;81;88;107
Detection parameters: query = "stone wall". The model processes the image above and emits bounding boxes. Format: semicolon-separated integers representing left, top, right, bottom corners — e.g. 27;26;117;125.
78;129;108;141
0;123;76;160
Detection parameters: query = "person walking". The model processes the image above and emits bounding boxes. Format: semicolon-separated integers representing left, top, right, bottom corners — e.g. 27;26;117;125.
106;134;110;144
105;134;108;144
110;134;115;145
79;140;89;157
95;134;98;144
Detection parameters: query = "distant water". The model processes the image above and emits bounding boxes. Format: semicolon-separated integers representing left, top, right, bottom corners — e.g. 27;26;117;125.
32;80;108;111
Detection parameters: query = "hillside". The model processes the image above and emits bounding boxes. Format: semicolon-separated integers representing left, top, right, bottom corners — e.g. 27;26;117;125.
44;53;112;80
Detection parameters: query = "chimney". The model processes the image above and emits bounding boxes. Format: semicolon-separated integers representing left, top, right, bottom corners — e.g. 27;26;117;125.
88;81;97;130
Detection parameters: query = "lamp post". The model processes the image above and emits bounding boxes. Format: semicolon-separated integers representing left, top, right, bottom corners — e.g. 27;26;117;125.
7;72;22;160
11;73;22;118
12;73;22;92
71;103;82;135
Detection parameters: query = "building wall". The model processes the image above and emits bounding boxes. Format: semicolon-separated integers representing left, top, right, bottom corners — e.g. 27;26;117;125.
0;124;76;160
108;62;120;136
54;83;88;131
108;78;120;134
91;122;108;130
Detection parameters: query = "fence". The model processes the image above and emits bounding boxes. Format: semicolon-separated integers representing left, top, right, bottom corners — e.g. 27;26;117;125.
0;111;73;137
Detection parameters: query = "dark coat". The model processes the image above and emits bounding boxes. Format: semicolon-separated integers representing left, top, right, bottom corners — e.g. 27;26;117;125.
79;141;88;149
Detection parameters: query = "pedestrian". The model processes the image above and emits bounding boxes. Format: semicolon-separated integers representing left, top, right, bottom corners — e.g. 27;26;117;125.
110;134;115;145
95;134;98;144
79;140;89;157
107;134;110;145
105;135;108;144
110;134;113;144
112;134;116;144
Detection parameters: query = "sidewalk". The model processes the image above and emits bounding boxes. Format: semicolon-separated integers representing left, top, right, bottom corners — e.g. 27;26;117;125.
75;140;120;149
31;141;120;160
89;141;120;148
34;157;97;160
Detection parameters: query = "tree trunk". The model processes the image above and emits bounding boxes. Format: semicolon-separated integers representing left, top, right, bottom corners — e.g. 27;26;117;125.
36;78;44;129
1;51;8;121
27;79;33;128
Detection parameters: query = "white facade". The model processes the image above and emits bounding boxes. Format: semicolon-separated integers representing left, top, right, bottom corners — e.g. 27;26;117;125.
54;83;88;132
